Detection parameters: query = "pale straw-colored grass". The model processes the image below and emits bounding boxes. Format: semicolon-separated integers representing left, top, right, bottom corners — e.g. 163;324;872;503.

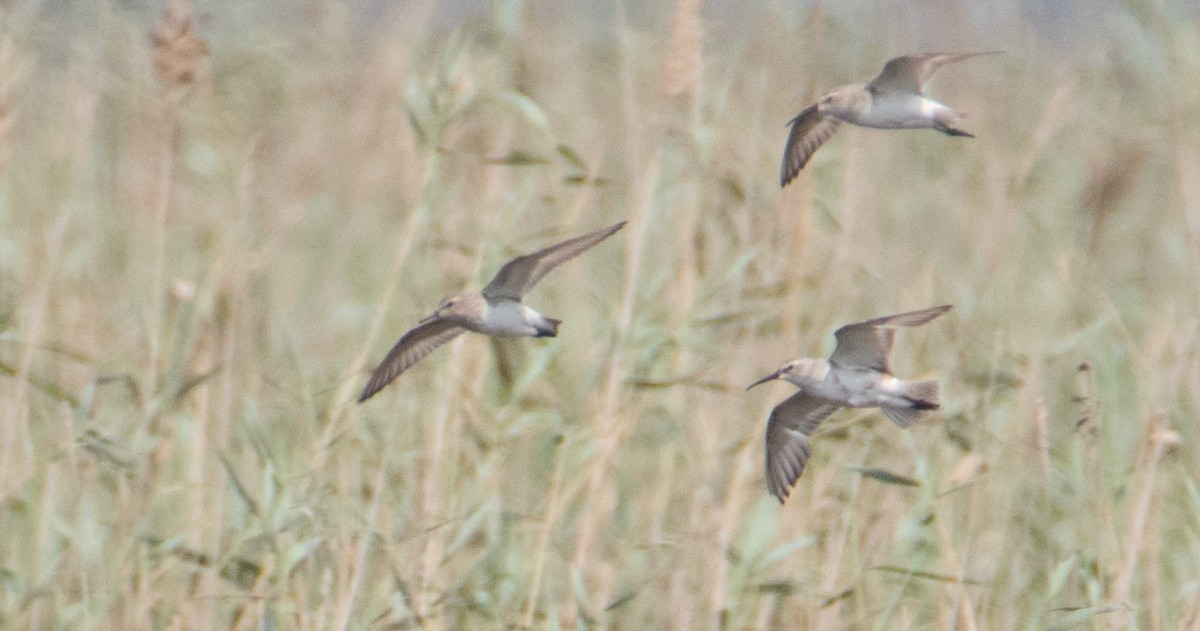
1;2;1198;630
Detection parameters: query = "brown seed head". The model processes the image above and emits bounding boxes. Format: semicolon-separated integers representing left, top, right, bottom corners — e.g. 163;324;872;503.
152;1;209;90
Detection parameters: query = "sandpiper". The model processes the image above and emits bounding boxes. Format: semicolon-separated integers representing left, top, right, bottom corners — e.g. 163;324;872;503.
358;221;626;402
747;305;952;502
780;52;998;186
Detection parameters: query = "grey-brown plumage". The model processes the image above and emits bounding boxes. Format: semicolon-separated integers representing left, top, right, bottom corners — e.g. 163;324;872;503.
358;221;626;403
763;395;842;501
480;223;626;301
780;104;842;187
828;304;952;373
358;319;467;403
781;52;999;186
748;305;952;502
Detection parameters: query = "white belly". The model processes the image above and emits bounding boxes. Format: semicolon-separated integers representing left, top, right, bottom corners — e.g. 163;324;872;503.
852;94;946;129
814;368;908;408
480;301;542;337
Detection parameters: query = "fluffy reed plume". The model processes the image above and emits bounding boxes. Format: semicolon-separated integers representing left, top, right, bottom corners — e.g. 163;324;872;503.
151;0;209;91
660;0;702;98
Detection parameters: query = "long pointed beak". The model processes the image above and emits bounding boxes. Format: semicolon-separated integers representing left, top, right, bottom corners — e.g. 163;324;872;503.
418;312;439;325
746;370;782;391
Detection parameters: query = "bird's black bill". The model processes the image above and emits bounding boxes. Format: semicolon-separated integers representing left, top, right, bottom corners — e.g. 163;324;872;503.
746;371;782;391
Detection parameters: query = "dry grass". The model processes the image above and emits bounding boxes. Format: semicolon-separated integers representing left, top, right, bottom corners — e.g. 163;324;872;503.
1;2;1199;629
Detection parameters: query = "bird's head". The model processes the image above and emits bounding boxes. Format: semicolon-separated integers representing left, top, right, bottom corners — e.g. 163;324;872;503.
422;292;483;324
747;358;828;390
816;86;866;117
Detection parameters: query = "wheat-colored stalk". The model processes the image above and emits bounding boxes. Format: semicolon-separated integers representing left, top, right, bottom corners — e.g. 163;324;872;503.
0;35;30;174
6;3;1200;628
1107;414;1179;628
661;0;703;99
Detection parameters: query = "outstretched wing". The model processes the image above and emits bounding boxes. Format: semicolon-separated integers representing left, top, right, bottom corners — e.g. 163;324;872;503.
780;105;841;186
829;305;952;372
481;221;626;301
358;318;466;402
764;392;841;503
868;52;999;94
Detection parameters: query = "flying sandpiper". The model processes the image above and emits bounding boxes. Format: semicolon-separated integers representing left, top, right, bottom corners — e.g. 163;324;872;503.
358;221;626;402
780;52;998;186
747;305;952;502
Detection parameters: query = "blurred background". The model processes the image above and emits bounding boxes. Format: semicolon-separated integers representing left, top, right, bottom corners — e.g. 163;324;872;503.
1;0;1198;628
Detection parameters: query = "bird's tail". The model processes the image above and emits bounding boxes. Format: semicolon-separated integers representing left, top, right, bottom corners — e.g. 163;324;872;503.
882;379;940;428
535;317;561;338
939;125;974;138
935;111;974;137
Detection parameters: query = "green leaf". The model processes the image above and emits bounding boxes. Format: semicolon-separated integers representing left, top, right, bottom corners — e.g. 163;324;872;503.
762;535;816;567
1046;605;1121;631
605;589;638;610
871;566;984;585
849;467;921;487
283;537;324;577
755;581;797;596
562;174;610;186
220;557;262;589
496;90;550;133
1047;554;1077;598
445;499;492;557
556;144;587;171
485;149;549;166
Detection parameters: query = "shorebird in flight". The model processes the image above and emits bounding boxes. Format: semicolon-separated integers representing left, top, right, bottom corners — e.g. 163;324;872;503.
780;52;998;186
747;305;952;502
358;221;626;402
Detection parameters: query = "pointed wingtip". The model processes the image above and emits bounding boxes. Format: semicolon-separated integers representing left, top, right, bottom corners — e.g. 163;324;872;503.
911;50;1003;59
357;383;378;404
910;304;954;324
596;220;628;240
910;304;954;319
947;50;1004;66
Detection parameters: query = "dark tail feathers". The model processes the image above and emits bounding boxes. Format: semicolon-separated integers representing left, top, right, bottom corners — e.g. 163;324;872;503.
536;318;562;338
882;379;940;428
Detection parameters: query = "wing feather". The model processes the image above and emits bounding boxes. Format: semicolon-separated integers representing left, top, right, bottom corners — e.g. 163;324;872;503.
481;222;626;301
868;52;1000;94
764;393;841;502
358;318;466;402
829;305;951;372
780;105;840;186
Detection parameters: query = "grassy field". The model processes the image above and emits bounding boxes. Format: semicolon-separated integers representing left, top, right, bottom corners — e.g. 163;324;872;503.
2;1;1199;628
